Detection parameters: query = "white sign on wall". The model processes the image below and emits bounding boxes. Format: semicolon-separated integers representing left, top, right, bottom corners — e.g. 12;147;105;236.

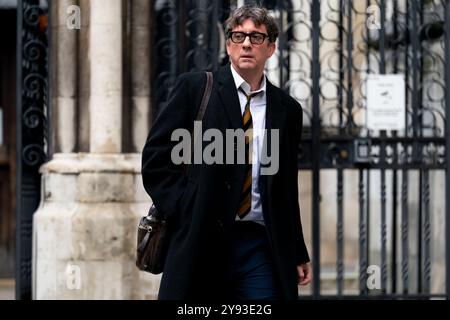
366;74;405;131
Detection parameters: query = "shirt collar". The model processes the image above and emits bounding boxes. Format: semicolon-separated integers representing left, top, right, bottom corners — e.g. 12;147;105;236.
230;63;266;96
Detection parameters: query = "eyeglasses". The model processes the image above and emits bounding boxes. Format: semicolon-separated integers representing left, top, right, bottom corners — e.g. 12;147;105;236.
227;31;269;45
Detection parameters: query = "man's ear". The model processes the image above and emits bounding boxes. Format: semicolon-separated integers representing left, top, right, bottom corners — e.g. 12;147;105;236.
267;41;276;58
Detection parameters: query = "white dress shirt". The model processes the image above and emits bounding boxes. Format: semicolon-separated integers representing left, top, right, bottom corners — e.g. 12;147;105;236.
230;64;266;225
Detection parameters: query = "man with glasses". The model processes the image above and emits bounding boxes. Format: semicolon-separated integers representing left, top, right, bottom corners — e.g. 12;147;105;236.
142;5;311;300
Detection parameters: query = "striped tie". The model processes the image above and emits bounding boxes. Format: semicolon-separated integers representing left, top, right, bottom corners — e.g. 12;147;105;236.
237;87;258;219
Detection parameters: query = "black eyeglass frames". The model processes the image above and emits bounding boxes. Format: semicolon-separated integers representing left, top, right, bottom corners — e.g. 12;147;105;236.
227;31;269;45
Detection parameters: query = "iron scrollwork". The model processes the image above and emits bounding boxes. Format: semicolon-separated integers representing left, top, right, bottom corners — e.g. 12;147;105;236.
17;0;49;300
21;1;48;168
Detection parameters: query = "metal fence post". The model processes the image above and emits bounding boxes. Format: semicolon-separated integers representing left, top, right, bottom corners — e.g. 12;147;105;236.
445;0;450;301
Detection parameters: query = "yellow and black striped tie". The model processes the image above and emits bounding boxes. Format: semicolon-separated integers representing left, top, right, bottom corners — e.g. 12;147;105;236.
237;87;258;219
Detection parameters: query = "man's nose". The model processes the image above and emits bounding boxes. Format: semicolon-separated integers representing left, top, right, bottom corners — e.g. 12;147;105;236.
242;35;252;47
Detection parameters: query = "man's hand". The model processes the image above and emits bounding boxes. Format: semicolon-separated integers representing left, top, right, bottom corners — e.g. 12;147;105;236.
297;262;312;286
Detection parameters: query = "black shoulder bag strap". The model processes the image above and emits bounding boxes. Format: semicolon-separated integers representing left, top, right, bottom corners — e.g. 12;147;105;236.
189;71;213;149
186;71;213;175
196;71;213;121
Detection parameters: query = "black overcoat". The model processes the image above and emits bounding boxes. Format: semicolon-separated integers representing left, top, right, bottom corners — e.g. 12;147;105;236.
141;64;310;300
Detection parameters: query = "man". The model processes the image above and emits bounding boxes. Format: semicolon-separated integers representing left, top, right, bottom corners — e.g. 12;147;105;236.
141;5;311;300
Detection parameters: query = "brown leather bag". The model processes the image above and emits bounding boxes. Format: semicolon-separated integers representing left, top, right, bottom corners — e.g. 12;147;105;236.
136;71;213;274
136;204;168;273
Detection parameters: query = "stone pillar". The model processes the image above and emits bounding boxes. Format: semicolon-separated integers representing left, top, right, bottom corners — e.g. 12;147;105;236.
33;153;158;299
130;0;151;152
33;0;159;299
52;0;77;153
90;0;122;153
78;0;91;152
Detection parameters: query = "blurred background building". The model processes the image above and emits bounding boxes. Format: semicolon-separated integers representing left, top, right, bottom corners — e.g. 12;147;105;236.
0;0;449;299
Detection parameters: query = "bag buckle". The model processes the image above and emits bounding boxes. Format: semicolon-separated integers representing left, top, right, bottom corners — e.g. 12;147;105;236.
138;224;153;232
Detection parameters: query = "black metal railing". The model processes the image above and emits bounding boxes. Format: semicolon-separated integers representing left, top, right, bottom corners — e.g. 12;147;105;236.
16;0;49;299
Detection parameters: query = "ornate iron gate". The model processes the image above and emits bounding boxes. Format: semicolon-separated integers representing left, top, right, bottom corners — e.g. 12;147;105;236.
153;0;450;299
16;0;49;299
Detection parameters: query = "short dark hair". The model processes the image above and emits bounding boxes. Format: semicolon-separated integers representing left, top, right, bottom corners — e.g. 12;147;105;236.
224;5;279;43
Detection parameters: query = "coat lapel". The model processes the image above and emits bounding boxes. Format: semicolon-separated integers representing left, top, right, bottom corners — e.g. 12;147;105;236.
262;80;286;206
217;65;243;130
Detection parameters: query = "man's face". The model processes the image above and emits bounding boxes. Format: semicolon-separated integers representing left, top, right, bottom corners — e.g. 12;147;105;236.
226;19;276;74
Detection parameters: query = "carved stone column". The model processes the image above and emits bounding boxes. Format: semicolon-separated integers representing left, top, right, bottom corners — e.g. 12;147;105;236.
33;0;158;299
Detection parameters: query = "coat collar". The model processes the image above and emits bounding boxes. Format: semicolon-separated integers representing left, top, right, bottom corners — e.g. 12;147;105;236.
229;63;267;96
217;63;286;133
217;64;245;130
